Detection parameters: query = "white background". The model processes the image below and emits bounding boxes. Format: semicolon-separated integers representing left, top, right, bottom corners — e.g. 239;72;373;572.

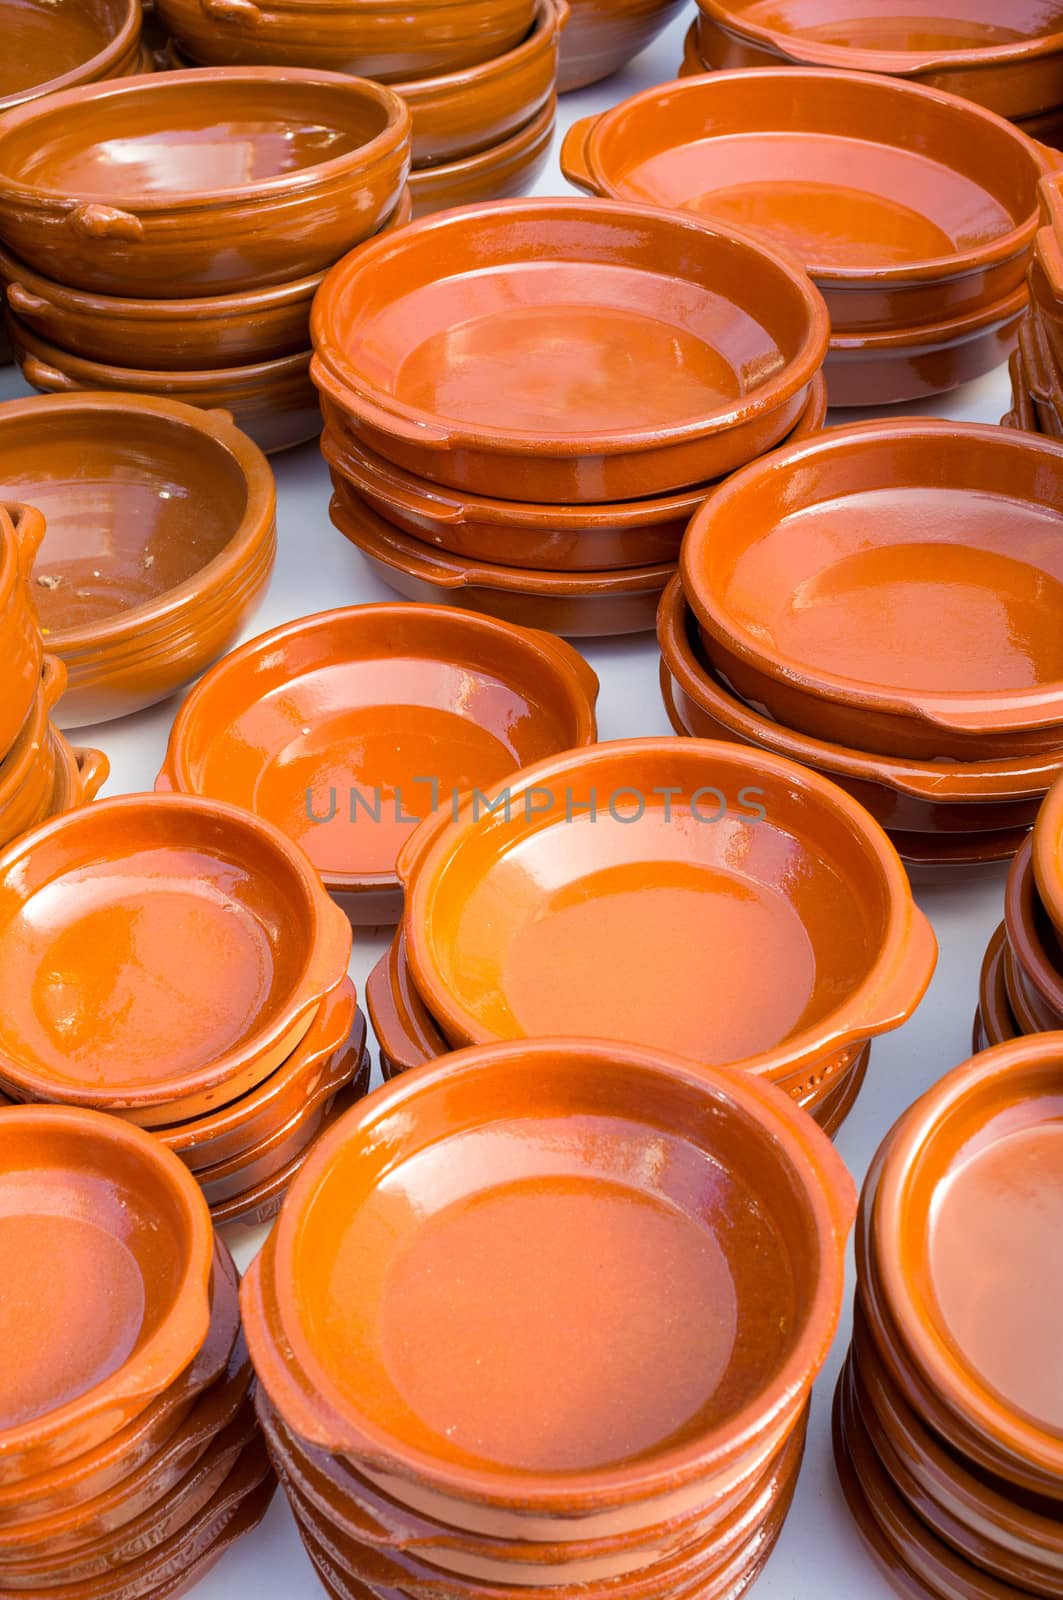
0;16;1022;1593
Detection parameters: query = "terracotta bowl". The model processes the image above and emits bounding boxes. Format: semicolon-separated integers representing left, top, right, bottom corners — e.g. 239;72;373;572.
0;67;412;296
657;576;1059;837
157;604;599;925
397;737;936;1080
0;0;141;115
0;1105;213;1484
1003;835;1063;1033
695;1;1063;122
559;0;686;90
1032;768;1063;935
562;69;1047;336
0;393;277;728
406;96;557;218
681;420;1063;762
310;197;830;503
0;499;44;765
0;793;353;1122
0;656;65;850
329;488;675;636
321;372;827;573
247;1039;854;1521
0;189;412;371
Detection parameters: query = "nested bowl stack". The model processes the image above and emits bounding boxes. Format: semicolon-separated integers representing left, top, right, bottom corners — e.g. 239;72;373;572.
0;1105;275;1590
316;197;831;635
666;418;1063;883
0;66;414;451
834;1035;1063;1599
243;1037;857;1597
0;792;367;1227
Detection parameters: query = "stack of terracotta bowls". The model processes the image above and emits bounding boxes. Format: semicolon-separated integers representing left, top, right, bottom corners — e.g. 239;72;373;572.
668;420;1063;883
0;67;412;452
0;793;364;1228
834;1035;1063;1599
1007;176;1063;434
0;1105;274;1590
564;69;1049;405
156;0;560;216
367;736;936;1137
315;197;830;635
687;1;1063;151
243;1037;857;1599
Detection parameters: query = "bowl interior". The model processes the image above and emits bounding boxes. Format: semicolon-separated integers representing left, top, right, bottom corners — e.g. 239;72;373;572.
0;75;390;199
0;1115;195;1430
289;1049;824;1479
711;0;1063;52
0;406;250;636
414;745;891;1063
172;609;589;881
315;204;818;440
2;0;126;99
0;803;312;1092
589;73;1037;277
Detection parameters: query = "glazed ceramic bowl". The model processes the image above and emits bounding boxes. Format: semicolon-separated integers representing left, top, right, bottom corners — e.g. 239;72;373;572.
311;198;830;502
0;189;412;370
0;0;142;115
682;420;1063;761
0;794;353;1122
1003;836;1063;1033
0;499;44;766
559;0;686;89
397;738;936;1080
657;577;1059;837
0;394;276;727
321;373;827;574
1032;768;1063;935
0;68;412;296
247;1039;854;1522
0;1105;213;1484
562;70;1047;335
0;656;65;849
406;97;557;218
156;604;599;925
330;488;675;636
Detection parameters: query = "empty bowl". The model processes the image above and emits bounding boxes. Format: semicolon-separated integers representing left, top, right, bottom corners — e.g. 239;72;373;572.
0;0;142;114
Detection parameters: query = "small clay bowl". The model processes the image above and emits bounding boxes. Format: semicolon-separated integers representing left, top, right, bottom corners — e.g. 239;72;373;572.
329;488;675;637
977;924;1022;1049
682;420;1063;762
0;67;412;296
0;794;353;1122
310;197;830;503
558;0;686;90
1032;765;1063;936
0;0;141;115
562;69;1047;335
0;1105;213;1485
157;604;599;925
249;1039;854;1523
320;372;827;574
0;500;45;766
0;188;413;370
406;97;557;219
0;656;66;851
657;576;1058;837
1003;835;1063;1032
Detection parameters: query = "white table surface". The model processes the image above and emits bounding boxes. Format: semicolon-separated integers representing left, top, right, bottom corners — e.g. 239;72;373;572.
0;17;1021;1592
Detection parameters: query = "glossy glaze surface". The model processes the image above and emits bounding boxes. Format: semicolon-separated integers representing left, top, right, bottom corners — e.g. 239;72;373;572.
0;500;45;766
1032;767;1063;934
0;0;141;113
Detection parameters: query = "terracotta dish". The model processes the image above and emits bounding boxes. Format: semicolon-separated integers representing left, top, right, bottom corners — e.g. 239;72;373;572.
311;198;830;502
559;0;686;89
1033;763;1063;936
0;499;44;765
681;420;1063;760
0;0;142;114
0;794;352;1120
562;69;1046;335
157;604;598;925
0;656;66;850
0;1105;213;1484
0;67;412;296
406;98;558;218
0;393;277;727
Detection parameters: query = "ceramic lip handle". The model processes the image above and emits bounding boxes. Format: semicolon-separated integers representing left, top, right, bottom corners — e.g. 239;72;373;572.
200;0;263;22
330;494;467;588
67;203;144;243
311;356;453;451
559;114;602;195
5;283;47;316
20;356;83;393
72;748;111;802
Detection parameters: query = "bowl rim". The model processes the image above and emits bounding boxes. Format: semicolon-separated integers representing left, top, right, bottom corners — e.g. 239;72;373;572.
0;0;141;116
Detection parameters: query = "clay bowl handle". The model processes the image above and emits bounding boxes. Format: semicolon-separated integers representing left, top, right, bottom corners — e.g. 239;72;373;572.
72;748;111;802
68;203;144;242
560;115;602;194
21;356;83;393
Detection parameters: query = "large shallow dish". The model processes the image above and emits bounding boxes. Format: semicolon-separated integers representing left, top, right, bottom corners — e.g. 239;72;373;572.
559;0;686;89
562;70;1046;335
157;604;598;925
0;1105;213;1484
398;737;936;1077
0;68;411;296
311;198;830;502
0;0;142;114
0;393;276;728
0;794;352;1121
682;420;1063;761
406;97;557;219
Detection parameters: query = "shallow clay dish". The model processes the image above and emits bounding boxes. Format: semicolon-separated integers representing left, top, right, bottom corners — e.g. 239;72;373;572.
407;97;557;218
0;0;142;115
157;604;598;925
1032;768;1063;935
1003;835;1063;1032
398;737;935;1078
0;794;352;1121
0;393;276;727
329;488;675;636
0;656;66;849
682;420;1063;761
0;1105;213;1484
0;67;412;296
311;197;830;503
0;499;44;764
562;70;1046;334
559;0;686;89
